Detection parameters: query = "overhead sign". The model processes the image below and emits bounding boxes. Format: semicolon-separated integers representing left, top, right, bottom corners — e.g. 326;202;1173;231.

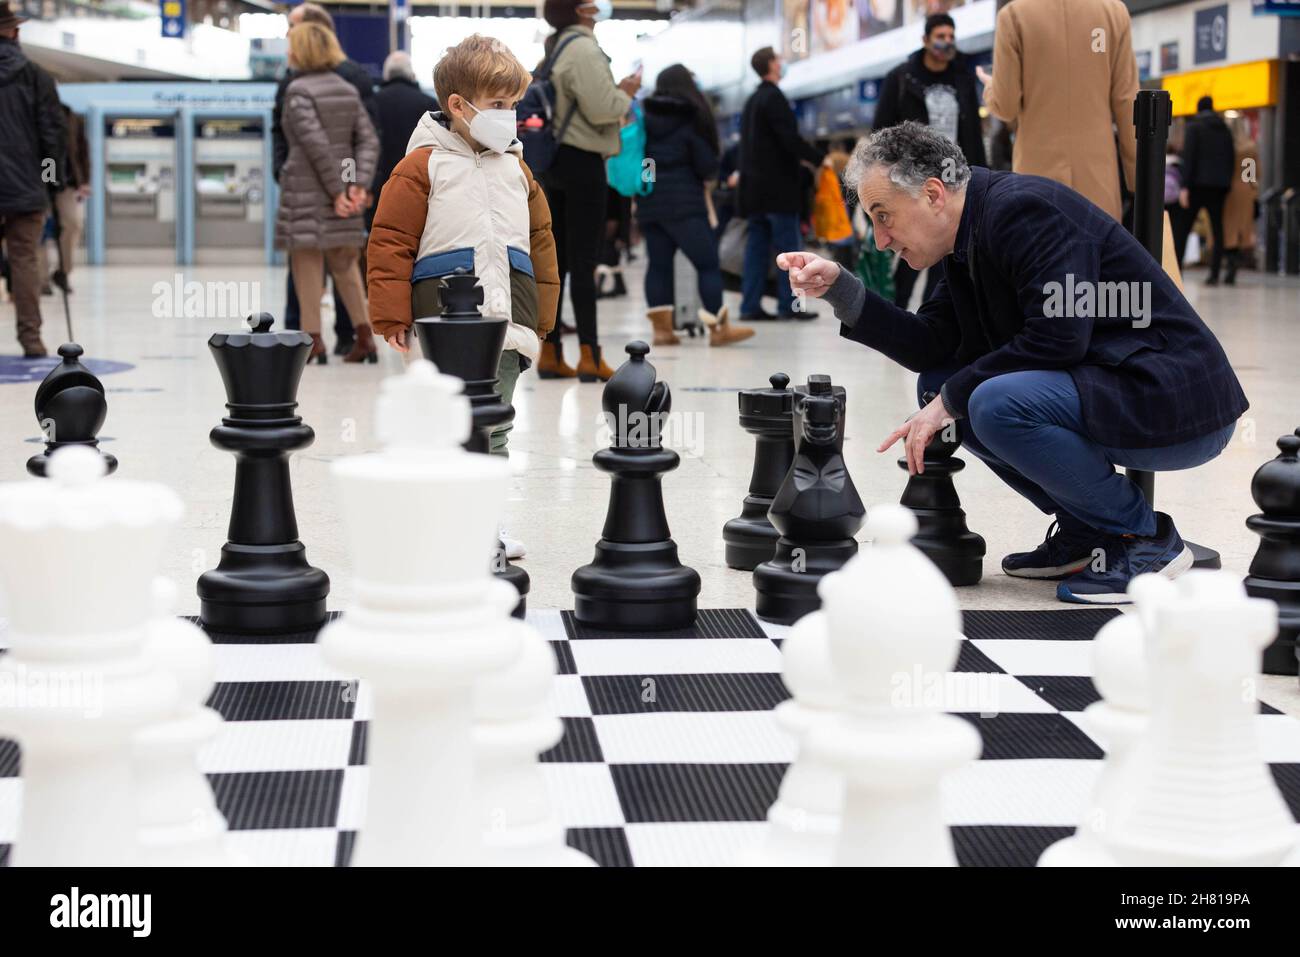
1193;4;1229;65
1162;58;1278;115
1252;0;1300;15
161;0;185;39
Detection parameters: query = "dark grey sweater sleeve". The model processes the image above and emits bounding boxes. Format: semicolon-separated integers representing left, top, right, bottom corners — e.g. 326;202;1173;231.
822;265;866;327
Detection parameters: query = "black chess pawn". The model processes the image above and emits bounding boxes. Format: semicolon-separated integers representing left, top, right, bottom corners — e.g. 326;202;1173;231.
572;341;700;630
27;343;118;477
415;271;529;617
724;373;795;570
897;391;986;586
1244;430;1300;676
754;375;865;625
197;314;330;634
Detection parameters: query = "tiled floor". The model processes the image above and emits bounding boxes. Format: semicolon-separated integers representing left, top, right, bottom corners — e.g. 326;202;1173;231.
0;255;1297;713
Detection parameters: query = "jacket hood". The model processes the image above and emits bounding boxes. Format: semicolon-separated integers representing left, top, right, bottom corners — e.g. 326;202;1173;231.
406;110;523;158
643;94;696;116
643;95;697;136
0;39;28;84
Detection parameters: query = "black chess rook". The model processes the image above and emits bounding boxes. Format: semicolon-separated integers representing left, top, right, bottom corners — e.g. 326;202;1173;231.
197;313;330;634
572;340;700;630
724;373;795;570
415;271;529;617
897;391;986;586
753;374;865;625
1244;430;1300;676
27;343;118;477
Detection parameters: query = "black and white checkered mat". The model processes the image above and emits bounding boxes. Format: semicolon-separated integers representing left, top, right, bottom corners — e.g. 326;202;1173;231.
3;608;1299;867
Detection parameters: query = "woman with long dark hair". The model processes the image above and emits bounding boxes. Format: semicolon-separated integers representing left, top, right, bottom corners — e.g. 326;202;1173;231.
638;65;752;346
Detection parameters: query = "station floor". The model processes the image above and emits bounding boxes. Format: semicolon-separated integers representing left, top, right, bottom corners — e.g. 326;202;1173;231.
1;255;1298;712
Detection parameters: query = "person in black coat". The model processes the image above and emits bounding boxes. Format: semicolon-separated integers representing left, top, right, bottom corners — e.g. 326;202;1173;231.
0;5;64;358
271;3;381;347
737;46;825;321
1175;95;1236;285
637;65;752;347
874;13;986;309
372;51;438;217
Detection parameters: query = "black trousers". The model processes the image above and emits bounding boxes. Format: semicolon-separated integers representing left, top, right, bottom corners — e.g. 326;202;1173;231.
543;145;608;348
892;257;942;309
1173;185;1229;280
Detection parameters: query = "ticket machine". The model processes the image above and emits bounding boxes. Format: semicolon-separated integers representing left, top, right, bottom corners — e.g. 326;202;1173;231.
193;117;267;261
103;117;176;255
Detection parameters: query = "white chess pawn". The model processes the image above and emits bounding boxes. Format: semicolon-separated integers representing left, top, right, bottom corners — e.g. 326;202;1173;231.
808;504;981;867
740;609;843;866
135;577;242;866
1039;575;1172;866
319;361;521;866
1103;570;1298;867
475;630;594;866
0;446;179;866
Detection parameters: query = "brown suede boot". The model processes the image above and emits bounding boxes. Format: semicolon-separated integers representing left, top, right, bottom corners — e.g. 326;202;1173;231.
343;323;378;364
537;340;576;379
704;306;754;347
307;332;328;365
577;344;615;382
648;306;680;346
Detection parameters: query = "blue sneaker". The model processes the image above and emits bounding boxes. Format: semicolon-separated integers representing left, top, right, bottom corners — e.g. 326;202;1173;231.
1002;520;1107;580
1056;512;1194;605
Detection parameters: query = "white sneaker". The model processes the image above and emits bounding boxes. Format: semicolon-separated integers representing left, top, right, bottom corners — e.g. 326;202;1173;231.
498;527;526;560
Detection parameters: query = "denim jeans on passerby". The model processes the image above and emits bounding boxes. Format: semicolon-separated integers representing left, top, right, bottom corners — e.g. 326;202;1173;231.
642;216;723;315
916;367;1235;537
741;212;800;315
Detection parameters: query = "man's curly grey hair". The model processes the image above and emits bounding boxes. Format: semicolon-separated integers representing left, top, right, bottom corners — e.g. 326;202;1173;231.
844;121;972;198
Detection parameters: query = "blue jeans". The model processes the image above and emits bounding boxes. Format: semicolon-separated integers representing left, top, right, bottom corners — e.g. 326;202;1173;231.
741;212;800;315
917;368;1235;537
642;216;723;314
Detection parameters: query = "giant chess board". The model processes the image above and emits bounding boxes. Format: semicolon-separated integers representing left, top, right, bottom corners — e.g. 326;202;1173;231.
2;607;1299;867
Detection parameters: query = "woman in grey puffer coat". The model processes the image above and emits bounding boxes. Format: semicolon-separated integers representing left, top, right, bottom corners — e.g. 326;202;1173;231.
276;22;380;363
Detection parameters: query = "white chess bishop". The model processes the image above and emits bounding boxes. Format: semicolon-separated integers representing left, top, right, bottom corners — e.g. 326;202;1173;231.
1097;570;1300;867
0;446;180;866
740;606;844;866
806;504;981;867
318;360;527;866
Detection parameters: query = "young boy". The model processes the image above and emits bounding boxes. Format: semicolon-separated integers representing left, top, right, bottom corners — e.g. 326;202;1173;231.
368;35;560;467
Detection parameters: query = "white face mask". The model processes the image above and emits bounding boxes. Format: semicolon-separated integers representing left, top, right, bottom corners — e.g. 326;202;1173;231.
464;100;517;154
583;0;613;21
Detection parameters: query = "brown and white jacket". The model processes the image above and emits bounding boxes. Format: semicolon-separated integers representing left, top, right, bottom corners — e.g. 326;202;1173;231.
366;112;558;358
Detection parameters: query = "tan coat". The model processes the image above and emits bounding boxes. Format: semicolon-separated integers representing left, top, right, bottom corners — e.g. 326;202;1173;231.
1223;142;1258;250
275;70;379;250
985;0;1138;221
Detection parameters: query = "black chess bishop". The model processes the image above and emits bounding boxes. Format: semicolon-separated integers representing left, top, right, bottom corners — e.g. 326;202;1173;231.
27;343;118;477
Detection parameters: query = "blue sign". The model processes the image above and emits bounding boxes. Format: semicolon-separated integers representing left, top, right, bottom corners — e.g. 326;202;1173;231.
858;79;880;102
1136;49;1152;80
161;0;185;39
1194;5;1229;65
1253;0;1300;15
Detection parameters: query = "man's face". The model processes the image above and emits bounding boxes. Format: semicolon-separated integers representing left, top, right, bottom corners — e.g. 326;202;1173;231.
858;167;951;270
925;25;956;61
769;55;783;81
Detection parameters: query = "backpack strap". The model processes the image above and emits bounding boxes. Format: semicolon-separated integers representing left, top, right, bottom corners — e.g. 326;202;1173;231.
543;30;585;144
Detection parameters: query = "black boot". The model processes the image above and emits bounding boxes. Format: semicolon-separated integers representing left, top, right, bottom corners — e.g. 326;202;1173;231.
1224;249;1238;286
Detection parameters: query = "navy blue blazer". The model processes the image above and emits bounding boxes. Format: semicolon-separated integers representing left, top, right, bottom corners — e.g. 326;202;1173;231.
841;167;1248;449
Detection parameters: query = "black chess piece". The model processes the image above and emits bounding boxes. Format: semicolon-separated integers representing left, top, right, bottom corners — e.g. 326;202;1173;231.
897;391;986;586
754;375;865;625
572;341;700;630
723;373;795;570
415;271;529;617
197;314;330;634
1244;430;1300;676
26;343;118;477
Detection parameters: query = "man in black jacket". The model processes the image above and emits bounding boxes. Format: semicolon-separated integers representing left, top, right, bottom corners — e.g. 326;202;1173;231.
874;13;986;309
1175;95;1235;285
372;51;437;220
737;46;825;321
271;2;380;346
0;4;64;358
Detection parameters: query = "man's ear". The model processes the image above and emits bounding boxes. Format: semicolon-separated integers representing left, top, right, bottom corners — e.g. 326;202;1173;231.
925;178;946;209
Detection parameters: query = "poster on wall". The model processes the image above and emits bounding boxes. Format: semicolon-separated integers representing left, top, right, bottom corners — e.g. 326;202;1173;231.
859;0;903;38
1160;41;1180;73
813;0;860;54
909;0;967;18
783;0;812;63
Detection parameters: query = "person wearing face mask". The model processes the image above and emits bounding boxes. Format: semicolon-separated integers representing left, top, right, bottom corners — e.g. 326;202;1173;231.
534;0;642;382
873;13;986;311
366;35;561;485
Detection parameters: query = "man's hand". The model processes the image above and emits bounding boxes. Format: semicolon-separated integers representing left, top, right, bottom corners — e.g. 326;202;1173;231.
975;65;992;105
386;329;409;353
878;394;954;476
776;251;839;300
1178;187;1190;209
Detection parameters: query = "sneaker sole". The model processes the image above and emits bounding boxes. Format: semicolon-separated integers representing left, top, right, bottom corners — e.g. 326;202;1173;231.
1056;544;1195;605
1002;559;1091;581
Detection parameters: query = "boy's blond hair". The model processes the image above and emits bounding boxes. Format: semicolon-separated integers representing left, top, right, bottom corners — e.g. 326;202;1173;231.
289;21;346;73
433;35;531;108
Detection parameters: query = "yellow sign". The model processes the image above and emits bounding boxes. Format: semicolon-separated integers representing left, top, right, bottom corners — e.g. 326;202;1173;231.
163;1;181;15
1162;60;1278;116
